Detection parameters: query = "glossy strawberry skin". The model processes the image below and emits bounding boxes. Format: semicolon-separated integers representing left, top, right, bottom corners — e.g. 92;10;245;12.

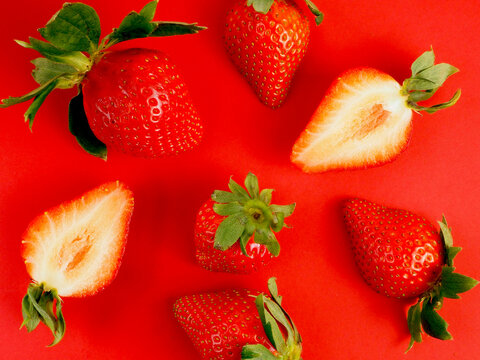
225;0;310;108
82;48;203;158
174;288;272;359
343;199;445;299
194;200;273;274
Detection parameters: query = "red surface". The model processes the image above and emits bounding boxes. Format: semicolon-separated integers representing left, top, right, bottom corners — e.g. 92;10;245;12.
0;0;479;359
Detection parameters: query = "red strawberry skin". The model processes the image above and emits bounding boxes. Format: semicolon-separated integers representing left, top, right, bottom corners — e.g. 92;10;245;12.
82;48;203;158
194;200;273;274
343;199;445;299
174;288;273;359
225;0;310;108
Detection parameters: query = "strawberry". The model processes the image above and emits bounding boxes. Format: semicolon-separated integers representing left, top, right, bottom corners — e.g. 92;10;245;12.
194;173;295;274
343;198;478;350
21;181;134;346
0;1;205;159
224;0;323;108
174;277;303;360
291;49;461;172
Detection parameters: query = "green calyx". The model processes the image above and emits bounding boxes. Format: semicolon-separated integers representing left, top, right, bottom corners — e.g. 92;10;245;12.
211;173;295;257
0;1;206;159
247;0;324;25
21;282;65;347
242;278;303;360
406;217;478;352
401;48;461;114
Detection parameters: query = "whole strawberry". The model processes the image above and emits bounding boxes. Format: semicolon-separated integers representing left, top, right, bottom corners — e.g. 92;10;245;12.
21;181;134;346
224;0;323;108
174;277;303;360
343;198;478;350
1;1;205;159
194;173;295;274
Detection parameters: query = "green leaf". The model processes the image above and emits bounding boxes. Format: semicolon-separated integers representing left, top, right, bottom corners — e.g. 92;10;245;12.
0;78;60;108
139;0;158;22
239;232;251;256
212;190;241;203
39;3;101;52
447;247;462;265
406;77;437;91
248;0;275;14
245;173;260;199
420;299;452;341
241;344;277;359
214;213;247;251
111;10;155;42
411;48;435;76
25;80;58;129
406;302;422;352
415;63;459;88
20;37;90;71
270;203;296;217
304;0;324;25
254;229;280;256
264;298;294;345
31;58;77;85
442;271;479;297
271;212;285;232
68;90;107;160
259;189;273;205
21;286;43;332
407;88;438;103
413;89;461;114
213;202;244;216
229;177;251;200
267;277;282;305
255;294;287;353
149;22;207;37
22;283;66;346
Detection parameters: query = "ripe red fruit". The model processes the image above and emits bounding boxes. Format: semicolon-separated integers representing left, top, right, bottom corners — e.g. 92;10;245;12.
343;198;478;350
194;173;295;274
174;278;303;360
82;48;203;157
291;49;461;172
0;1;205;159
224;0;323;108
21;181;134;346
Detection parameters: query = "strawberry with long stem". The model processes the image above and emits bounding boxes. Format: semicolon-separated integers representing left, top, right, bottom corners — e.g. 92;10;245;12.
291;48;461;172
174;277;303;359
343;198;478;351
1;1;205;159
20;181;134;346
225;0;323;108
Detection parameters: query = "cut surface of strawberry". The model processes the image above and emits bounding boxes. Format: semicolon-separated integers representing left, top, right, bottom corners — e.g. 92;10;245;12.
21;181;134;345
291;49;461;173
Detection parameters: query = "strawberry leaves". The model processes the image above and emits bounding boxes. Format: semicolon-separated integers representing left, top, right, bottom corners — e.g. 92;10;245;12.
21;283;66;347
1;1;205;158
402;48;461;113
247;0;324;25
212;173;295;257
242;278;303;360
406;217;478;351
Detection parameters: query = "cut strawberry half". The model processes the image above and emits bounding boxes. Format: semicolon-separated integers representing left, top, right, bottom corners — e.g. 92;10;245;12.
291;49;461;173
21;181;134;345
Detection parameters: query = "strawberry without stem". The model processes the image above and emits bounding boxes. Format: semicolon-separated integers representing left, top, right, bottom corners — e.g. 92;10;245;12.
225;0;323;108
1;1;205;159
291;49;461;172
343;198;478;350
174;277;303;360
194;173;295;274
21;181;134;346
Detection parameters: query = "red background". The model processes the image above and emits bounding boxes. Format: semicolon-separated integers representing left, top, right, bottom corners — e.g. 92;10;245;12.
1;0;479;359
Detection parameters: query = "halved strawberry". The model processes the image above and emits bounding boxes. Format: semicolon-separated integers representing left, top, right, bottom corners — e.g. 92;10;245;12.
21;181;134;346
291;49;461;172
